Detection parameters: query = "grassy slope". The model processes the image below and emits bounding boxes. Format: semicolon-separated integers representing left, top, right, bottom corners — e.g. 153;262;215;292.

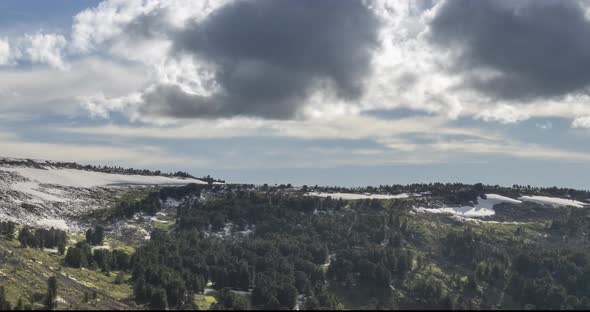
194;294;217;310
0;239;135;310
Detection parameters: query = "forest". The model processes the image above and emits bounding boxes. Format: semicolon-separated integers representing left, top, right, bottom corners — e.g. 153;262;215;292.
1;182;590;310
75;184;590;309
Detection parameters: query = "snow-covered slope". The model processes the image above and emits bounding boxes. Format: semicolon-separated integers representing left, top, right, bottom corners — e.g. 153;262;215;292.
415;206;496;218
518;195;587;208
2;166;206;188
415;194;522;218
0;160;207;231
478;194;523;209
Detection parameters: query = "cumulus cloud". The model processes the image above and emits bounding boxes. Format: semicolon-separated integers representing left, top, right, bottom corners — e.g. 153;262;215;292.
21;33;68;69
70;0;229;61
0;33;68;69
3;0;590;130
72;0;382;120
157;0;381;119
429;0;590;100
71;0;590;126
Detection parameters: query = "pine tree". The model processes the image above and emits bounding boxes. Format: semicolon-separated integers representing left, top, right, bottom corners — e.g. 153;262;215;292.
237;263;250;290
0;286;12;310
45;276;58;310
94;226;104;245
85;228;93;244
14;297;25;310
57;241;66;255
150;288;168;310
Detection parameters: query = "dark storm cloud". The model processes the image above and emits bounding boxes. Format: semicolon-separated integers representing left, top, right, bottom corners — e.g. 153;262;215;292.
144;0;381;119
429;0;590;100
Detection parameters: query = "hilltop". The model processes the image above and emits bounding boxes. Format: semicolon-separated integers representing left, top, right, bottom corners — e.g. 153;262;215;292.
0;157;218;231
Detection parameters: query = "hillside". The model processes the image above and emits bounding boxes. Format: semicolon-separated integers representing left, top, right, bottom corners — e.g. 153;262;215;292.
0;159;590;310
0;157;209;231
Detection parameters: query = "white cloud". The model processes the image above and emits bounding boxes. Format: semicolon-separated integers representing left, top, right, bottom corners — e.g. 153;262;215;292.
70;0;230;61
430;140;590;162
0;0;589;128
0;136;207;169
63;0;590;130
0;33;69;69
60;114;498;144
572;116;590;128
474;104;531;124
57;111;590;167
0;57;150;115
0;39;10;65
22;33;68;69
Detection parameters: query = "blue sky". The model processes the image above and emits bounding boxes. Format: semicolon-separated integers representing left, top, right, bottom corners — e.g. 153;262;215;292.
1;0;590;189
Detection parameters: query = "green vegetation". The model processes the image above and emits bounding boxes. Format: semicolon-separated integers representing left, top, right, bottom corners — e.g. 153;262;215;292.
0;237;134;309
123;184;590;310
194;294;217;310
2;182;590;310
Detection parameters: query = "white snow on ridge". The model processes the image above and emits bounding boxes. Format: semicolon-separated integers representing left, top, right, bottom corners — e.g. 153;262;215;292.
306;192;412;200
518;195;587;208
415;194;522;218
416;206;495;218
478;194;522;209
0;165;207;231
1;166;206;188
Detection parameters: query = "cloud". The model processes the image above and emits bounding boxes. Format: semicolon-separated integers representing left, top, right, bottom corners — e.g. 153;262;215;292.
21;33;68;69
148;0;380;119
0;57;150;115
71;0;590;127
0;136;207;168
572;116;590;128
57;114;590;169
0;39;9;65
474;104;531;124
0;33;68;69
428;0;590;100
72;0;381;120
431;140;590;162
70;0;230;61
60;114;498;144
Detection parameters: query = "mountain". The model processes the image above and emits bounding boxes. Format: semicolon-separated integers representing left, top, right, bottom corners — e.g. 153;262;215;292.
1;157;590;310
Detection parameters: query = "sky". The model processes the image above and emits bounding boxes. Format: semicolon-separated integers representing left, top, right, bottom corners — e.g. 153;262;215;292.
1;0;590;189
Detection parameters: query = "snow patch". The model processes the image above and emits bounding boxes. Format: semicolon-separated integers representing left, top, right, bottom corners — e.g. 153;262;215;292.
36;218;69;231
478;194;522;209
415;206;495;218
518;195;587;208
306;192;412;200
1;166;206;188
415;194;522;218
